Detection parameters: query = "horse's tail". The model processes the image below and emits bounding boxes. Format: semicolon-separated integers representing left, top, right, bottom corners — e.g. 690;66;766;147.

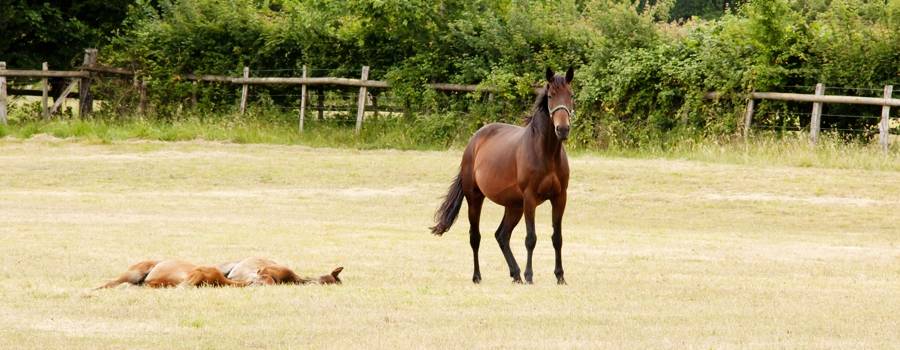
430;171;464;236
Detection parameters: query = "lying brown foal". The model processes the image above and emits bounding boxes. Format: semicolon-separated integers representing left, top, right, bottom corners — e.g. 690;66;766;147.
222;257;343;286
96;259;249;289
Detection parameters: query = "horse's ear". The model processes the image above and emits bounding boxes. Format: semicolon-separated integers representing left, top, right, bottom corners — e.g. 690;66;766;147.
545;67;555;83
565;66;574;84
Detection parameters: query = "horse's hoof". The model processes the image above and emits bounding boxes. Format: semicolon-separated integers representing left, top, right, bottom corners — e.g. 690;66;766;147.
512;277;523;284
472;276;481;284
557;278;567;285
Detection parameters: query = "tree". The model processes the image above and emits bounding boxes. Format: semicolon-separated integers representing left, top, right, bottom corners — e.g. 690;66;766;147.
0;1;135;69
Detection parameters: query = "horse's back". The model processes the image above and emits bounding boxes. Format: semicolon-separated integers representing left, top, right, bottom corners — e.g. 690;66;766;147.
469;123;524;148
144;259;196;287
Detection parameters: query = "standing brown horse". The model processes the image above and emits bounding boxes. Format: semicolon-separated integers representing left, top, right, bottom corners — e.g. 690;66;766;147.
431;67;574;285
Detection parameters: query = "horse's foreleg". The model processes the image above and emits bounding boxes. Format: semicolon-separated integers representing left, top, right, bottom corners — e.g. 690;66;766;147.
466;193;485;284
496;206;523;283
551;193;567;285
523;193;539;284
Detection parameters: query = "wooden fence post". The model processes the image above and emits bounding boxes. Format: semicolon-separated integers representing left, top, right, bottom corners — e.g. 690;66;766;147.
355;66;370;134
240;66;249;115
0;62;7;125
298;65;307;133
316;89;324;120
880;85;893;153
348;92;355;120
810;83;824;144
132;75;140;114
79;48;97;117
138;80;148;115
372;93;379;118
41;62;49;119
743;96;755;140
191;81;198;108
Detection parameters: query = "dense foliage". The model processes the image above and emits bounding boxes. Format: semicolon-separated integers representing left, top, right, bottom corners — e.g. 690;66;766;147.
4;0;899;149
0;0;134;69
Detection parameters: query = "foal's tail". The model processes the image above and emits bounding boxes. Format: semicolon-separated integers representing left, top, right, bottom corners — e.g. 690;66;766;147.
430;171;464;236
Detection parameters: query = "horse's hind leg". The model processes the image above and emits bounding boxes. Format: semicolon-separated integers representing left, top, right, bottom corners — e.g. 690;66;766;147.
495;206;523;283
95;260;158;290
466;192;484;283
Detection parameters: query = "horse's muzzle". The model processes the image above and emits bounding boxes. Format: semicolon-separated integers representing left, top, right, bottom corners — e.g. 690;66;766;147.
555;125;570;140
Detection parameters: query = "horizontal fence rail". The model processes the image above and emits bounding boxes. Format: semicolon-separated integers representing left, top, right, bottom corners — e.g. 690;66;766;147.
0;69;89;78
183;74;492;92
705;84;897;152
0;48;505;129
706;91;900;107
752;92;900;107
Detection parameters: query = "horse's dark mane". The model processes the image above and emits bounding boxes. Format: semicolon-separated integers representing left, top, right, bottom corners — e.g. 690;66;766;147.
522;76;565;126
522;87;547;126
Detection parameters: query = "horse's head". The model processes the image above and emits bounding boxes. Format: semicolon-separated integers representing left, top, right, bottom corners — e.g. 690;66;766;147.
545;67;575;140
251;273;276;286
317;266;343;285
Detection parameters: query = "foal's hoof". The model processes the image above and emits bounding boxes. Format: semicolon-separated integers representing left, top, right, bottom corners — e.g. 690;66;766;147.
472;275;482;284
556;277;567;285
512;276;523;284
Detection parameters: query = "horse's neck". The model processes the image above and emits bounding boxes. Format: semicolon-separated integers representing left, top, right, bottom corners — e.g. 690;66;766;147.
526;111;563;161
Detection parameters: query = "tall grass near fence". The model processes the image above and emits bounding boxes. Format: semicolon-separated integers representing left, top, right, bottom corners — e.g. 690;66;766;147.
3;114;897;171
0;111;478;150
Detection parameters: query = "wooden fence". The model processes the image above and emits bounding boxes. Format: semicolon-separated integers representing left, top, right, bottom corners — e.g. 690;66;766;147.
182;66;498;133
0;49;136;124
0;49;499;134
2;49;897;150
707;83;898;152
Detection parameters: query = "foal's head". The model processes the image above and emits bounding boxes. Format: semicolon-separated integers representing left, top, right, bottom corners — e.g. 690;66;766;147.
317;267;343;285
254;265;310;285
544;67;575;140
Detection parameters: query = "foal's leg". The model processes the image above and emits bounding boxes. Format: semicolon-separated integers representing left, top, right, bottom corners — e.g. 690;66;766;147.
466;193;485;283
522;191;541;284
495;206;523;283
95;260;158;290
551;193;567;285
182;266;250;288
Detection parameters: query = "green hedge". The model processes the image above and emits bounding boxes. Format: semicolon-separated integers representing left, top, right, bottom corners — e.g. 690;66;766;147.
95;0;900;149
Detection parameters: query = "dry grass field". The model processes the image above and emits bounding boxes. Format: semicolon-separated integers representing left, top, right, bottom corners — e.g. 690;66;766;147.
0;136;898;349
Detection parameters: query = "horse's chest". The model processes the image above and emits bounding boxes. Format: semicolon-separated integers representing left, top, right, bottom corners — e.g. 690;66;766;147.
532;174;561;200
